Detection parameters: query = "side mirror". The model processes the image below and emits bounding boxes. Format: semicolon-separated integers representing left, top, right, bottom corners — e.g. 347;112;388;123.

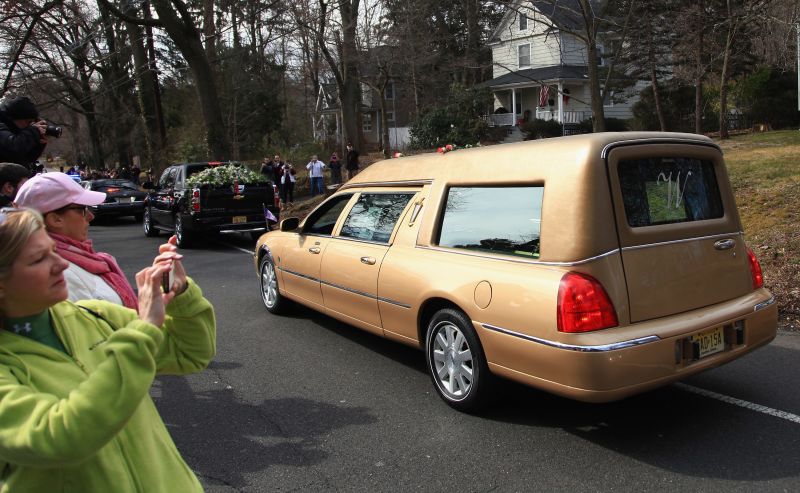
280;217;300;232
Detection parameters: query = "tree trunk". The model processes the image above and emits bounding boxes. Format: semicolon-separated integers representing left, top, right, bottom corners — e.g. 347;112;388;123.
650;61;667;132
338;0;362;153
127;20;157;168
694;29;703;134
586;41;606;132
151;0;229;159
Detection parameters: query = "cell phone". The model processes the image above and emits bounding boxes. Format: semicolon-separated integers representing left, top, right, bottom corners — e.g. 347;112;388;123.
162;264;175;293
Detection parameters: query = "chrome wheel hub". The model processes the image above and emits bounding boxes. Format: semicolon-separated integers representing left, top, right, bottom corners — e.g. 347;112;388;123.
431;321;474;399
261;261;277;308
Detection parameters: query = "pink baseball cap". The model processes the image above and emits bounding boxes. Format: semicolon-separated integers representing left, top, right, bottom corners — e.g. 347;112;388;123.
15;172;106;213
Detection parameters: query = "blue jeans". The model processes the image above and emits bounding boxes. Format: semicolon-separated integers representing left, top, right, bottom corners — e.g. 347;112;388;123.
310;176;323;196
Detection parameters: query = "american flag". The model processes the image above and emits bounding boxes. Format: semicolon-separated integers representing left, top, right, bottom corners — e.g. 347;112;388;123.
538;85;550;107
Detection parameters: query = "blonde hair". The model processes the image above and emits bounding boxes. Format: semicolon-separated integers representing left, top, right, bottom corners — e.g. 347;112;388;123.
0;208;45;281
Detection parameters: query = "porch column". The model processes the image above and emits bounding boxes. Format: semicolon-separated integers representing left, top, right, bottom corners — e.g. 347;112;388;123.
558;82;564;124
511;88;517;125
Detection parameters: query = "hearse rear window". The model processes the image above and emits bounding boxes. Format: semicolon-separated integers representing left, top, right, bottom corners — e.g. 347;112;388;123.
618;158;724;227
438;186;543;259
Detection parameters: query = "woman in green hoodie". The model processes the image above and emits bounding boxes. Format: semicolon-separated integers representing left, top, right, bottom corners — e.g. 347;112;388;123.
0;207;216;492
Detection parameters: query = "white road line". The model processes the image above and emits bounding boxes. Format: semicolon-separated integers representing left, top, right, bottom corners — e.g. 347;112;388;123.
675;382;800;425
214;239;253;255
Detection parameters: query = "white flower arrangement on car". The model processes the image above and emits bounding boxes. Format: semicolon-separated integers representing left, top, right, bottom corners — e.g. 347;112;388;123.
185;163;264;187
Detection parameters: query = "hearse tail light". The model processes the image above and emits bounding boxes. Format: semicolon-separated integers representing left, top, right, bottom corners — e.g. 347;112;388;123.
191;188;201;213
747;247;764;290
557;272;619;333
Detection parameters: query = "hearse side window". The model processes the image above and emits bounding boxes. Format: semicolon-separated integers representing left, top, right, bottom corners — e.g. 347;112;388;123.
303;193;354;236
618;157;724;227
339;193;415;243
437;186;543;259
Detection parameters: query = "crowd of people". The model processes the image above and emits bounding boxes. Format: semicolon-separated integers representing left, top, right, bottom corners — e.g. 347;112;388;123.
259;143;360;206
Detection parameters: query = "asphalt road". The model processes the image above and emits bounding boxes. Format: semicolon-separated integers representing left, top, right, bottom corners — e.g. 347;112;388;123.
91;218;800;493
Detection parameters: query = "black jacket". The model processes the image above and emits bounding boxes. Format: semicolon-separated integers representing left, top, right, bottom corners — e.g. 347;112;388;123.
0;112;46;167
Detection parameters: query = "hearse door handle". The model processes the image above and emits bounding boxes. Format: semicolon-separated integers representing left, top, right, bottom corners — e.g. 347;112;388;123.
360;257;376;265
308;247;321;254
714;239;736;250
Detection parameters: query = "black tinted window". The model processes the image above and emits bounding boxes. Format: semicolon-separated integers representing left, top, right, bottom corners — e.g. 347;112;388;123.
438;187;543;259
340;193;415;243
304;194;353;235
618;157;724;227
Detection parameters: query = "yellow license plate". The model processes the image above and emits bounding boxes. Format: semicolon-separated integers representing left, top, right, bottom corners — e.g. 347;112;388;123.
232;215;247;224
692;326;724;358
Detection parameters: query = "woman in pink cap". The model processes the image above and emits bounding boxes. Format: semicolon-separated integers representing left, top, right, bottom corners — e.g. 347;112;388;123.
14;172;138;309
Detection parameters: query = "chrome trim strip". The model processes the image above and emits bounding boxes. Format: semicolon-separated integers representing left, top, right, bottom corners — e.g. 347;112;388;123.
481;323;661;352
754;296;776;312
279;268;411;308
621;232;744;252
377;297;412;309
339;179;433;190
601;138;721;158
415;244;619;267
280;267;320;283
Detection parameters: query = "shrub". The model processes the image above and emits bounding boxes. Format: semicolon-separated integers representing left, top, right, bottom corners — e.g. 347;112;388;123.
409;84;491;148
520;119;563;140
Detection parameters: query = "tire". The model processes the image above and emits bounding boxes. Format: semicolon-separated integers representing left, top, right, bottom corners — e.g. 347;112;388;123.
143;207;158;237
425;308;493;413
174;214;192;247
259;254;287;314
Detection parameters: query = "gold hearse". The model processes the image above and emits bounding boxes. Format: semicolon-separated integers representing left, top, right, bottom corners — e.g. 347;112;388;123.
253;132;777;412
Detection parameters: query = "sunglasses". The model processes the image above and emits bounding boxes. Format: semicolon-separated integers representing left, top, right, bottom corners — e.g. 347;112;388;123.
56;205;89;217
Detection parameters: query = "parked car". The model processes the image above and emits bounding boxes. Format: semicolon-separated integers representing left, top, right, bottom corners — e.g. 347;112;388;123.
143;162;280;247
83;179;147;221
252;132;778;412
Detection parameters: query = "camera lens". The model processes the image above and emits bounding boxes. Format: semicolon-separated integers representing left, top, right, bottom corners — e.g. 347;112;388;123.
45;124;62;138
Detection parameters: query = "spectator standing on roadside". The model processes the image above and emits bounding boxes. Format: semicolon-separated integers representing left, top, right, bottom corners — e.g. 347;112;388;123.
15;172;139;309
0;162;30;207
0;208;215;493
281;163;296;206
346;142;359;180
0;95;48;171
259;156;273;181
306;155;326;197
328;152;342;185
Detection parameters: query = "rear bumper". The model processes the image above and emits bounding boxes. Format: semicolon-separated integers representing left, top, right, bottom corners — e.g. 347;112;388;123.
479;289;779;403
91;201;144;216
182;208;280;233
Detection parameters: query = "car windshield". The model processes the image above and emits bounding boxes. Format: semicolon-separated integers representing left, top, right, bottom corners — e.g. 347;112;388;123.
91;180;140;192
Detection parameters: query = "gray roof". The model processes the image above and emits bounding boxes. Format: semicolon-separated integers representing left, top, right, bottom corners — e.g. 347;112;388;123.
480;65;588;88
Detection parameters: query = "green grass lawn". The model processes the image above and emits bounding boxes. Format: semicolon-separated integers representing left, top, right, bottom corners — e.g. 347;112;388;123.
719;130;800;321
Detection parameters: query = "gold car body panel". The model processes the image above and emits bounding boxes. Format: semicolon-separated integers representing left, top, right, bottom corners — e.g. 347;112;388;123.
255;132;778;402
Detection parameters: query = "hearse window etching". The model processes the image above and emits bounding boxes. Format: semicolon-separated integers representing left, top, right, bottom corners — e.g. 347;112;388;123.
618;157;724;227
303;194;354;236
339;193;415;243
438;186;543;259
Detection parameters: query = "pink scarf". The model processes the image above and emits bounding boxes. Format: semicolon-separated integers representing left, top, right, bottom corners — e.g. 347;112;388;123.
49;232;139;310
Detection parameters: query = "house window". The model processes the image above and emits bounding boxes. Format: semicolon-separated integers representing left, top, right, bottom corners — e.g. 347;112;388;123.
362;113;373;132
519;14;528;31
518;44;531;68
602;89;615;107
385;81;395;100
386;111;395;122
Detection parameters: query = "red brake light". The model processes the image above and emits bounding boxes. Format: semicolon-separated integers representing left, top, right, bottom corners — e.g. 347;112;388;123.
747;248;764;290
106;187;120;193
557;272;618;333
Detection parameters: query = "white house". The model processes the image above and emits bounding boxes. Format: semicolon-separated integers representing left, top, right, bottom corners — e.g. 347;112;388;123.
484;0;643;130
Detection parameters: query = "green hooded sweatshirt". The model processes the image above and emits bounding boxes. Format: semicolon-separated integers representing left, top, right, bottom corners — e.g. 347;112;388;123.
0;278;216;492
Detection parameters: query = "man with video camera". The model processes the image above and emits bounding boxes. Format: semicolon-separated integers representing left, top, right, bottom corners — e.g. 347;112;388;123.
0;95;60;171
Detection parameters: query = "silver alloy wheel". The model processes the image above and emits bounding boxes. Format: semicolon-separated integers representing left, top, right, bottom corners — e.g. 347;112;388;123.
143;208;151;233
430;320;474;400
260;258;278;308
